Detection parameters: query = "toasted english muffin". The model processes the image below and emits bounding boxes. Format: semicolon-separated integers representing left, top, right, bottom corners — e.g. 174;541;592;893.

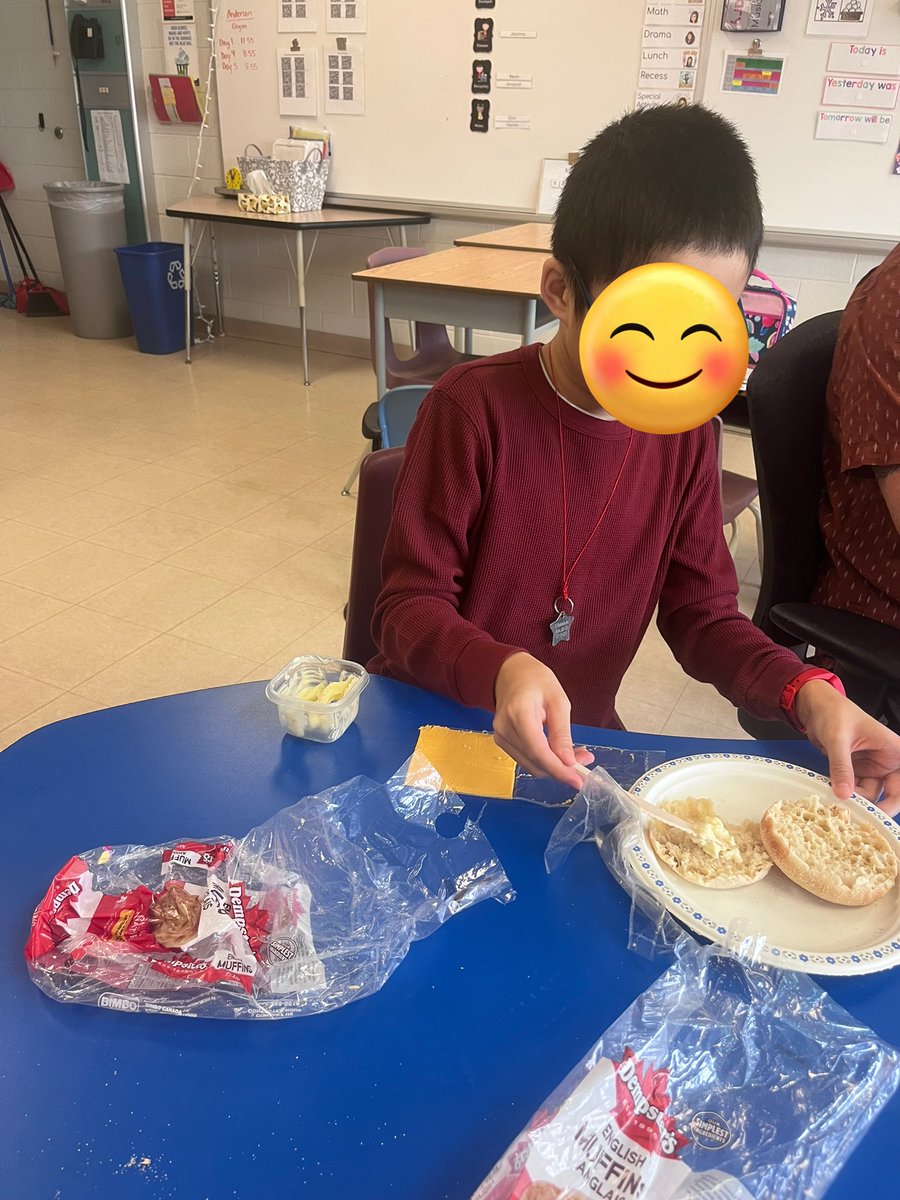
648;796;772;889
759;795;898;907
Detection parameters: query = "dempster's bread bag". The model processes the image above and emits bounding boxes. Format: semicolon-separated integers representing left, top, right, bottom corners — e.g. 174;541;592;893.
472;940;900;1200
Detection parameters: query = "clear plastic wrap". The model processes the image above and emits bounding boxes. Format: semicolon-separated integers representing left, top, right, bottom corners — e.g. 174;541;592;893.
25;757;513;1019
514;745;667;807
546;764;686;959
472;935;900;1200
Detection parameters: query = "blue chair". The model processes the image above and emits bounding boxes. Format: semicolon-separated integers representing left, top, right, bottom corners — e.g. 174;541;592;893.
377;384;430;448
341;385;430;495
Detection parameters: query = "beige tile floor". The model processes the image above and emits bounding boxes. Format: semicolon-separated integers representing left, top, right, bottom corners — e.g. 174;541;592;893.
0;312;759;751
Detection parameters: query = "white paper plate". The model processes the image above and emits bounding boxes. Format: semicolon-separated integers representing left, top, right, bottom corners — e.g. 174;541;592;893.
622;754;900;976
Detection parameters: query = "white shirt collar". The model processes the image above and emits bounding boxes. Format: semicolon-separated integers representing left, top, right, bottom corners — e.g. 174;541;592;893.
538;350;616;421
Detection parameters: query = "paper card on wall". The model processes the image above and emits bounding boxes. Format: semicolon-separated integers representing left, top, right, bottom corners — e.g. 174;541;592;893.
278;49;317;116
278;1;316;34
828;42;900;76
325;0;366;34
822;74;899;110
643;3;705;27
634;89;694;109
161;0;193;21
90;110;130;184
815;109;893;141
495;115;532;129
639;66;697;89
722;53;785;96
536;158;572;214
642;47;700;69
643;23;702;50
324;43;365;114
807;0;873;39
164;22;198;83
500;31;537;38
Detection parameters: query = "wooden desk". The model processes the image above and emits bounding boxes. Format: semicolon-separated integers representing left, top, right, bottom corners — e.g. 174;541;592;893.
454;222;552;253
353;246;553;396
165;197;430;384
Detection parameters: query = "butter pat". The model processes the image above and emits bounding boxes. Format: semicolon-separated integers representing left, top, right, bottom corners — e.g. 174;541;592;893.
666;797;741;861
295;678;355;704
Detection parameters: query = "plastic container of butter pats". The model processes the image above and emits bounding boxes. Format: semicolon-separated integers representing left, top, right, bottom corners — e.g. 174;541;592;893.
266;655;369;743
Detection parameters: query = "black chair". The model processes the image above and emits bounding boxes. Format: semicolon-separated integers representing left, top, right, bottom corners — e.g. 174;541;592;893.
738;310;900;738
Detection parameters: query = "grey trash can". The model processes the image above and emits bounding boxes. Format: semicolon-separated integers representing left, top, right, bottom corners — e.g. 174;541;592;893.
44;181;132;339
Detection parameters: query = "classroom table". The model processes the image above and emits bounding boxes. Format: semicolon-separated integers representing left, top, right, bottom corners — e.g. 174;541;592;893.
454;221;553;253
1;675;896;1199
165;197;430;385
353;246;554;397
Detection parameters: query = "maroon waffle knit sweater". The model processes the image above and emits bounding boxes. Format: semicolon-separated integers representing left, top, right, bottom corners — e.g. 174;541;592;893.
369;343;803;728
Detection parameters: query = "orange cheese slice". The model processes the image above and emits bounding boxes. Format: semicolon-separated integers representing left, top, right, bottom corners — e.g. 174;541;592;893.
409;726;516;799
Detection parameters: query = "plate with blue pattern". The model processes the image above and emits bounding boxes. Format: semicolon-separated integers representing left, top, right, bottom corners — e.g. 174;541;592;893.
623;754;900;976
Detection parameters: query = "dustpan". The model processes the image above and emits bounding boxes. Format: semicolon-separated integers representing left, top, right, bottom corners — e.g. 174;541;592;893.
0;168;68;317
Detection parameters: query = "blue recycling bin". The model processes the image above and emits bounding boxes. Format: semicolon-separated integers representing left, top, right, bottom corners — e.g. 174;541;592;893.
115;241;186;354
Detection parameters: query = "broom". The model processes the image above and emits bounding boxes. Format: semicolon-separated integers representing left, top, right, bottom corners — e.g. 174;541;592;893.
0;162;68;317
0;224;16;308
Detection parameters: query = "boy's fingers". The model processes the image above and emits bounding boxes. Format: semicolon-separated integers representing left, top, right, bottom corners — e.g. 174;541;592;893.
574;746;595;767
879;770;900;817
856;775;880;802
494;715;585;789
825;734;855;801
546;704;576;767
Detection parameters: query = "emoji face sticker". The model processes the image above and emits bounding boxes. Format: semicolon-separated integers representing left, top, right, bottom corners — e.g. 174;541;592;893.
579;263;748;435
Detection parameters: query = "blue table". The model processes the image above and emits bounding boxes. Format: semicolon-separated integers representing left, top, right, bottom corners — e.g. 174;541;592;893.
0;676;895;1199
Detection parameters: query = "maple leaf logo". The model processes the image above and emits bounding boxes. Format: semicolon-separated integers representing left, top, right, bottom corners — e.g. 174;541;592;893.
611;1048;689;1159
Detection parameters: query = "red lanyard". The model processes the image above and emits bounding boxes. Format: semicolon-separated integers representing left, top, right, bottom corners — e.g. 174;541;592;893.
547;342;634;644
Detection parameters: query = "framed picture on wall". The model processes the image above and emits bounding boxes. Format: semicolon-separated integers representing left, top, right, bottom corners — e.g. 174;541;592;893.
721;0;786;32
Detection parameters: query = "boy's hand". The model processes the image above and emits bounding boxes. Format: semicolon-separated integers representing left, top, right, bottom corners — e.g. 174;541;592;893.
493;652;594;789
795;681;900;814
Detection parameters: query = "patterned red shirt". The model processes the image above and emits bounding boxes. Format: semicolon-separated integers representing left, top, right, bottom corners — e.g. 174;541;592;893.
813;243;900;629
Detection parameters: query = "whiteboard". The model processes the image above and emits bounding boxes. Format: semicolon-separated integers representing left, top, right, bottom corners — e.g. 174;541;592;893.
702;0;899;237
214;0;899;235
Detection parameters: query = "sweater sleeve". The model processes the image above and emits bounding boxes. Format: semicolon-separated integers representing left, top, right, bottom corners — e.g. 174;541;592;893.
656;427;803;722
371;387;522;711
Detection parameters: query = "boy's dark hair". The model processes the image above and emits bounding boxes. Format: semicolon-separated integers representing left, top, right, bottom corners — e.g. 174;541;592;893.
552;105;763;310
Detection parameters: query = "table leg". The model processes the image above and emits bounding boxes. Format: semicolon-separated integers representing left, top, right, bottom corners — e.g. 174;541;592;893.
209;225;224;337
395;227;415;348
464;328;474;355
374;281;387;398
295;228;310;386
183;217;192;364
523;299;537;345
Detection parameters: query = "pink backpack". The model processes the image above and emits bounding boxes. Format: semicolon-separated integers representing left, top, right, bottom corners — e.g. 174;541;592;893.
740;269;798;367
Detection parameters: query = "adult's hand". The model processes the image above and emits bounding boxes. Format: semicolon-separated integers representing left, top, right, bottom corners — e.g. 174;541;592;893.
796;680;900;814
493;652;594;789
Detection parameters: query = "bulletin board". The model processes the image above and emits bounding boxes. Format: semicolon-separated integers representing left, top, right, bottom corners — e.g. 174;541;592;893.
213;0;900;236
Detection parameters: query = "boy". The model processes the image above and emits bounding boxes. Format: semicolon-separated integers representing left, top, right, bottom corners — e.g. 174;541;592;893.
370;106;900;811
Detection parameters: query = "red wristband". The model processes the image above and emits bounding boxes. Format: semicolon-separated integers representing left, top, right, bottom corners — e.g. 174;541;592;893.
781;667;845;732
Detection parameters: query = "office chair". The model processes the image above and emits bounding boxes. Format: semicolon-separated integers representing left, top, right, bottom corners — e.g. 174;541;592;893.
737;310;900;739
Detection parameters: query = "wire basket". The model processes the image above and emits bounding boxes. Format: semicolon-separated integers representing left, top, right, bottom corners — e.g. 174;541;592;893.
237;144;329;214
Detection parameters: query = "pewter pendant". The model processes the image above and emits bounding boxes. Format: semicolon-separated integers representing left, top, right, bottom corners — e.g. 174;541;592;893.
550;610;573;646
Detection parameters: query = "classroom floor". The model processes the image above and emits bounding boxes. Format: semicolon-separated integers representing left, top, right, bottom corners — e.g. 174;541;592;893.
0;311;759;752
